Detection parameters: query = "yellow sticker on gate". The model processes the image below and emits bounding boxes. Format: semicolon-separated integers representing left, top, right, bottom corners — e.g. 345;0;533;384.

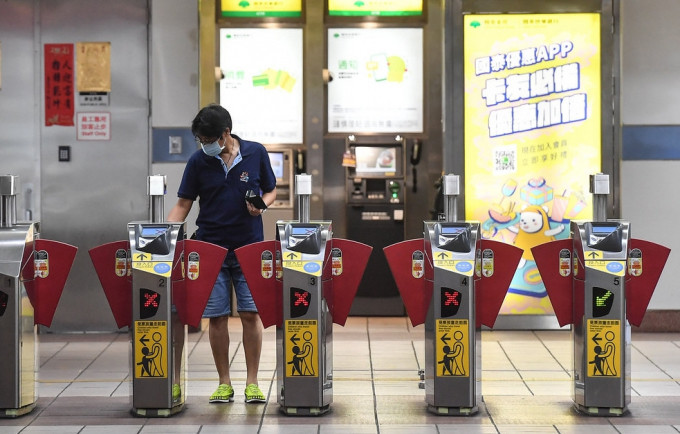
134;320;168;379
586;319;620;378
285;320;318;378
435;319;469;377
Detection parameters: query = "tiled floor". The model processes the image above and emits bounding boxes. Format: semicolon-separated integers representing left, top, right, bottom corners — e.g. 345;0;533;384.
2;317;680;433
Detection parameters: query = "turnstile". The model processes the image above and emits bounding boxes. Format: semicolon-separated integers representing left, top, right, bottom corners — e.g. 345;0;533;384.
0;175;77;418
384;174;522;415
89;175;226;417
236;174;371;415
533;173;670;416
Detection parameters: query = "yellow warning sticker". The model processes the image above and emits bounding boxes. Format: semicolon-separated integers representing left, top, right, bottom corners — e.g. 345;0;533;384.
134;320;168;379
585;260;625;276
435;319;469;377
587;319;620;378
132;261;172;277
282;253;322;276
285;320;318;378
133;253;153;262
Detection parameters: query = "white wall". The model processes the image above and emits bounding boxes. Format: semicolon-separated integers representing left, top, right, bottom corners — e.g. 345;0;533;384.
620;0;680;309
150;0;199;234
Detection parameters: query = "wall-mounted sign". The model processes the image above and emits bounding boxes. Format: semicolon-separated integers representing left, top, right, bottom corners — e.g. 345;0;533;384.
327;27;423;133
219;28;303;143
76;42;111;92
77;112;111;141
463;13;602;316
220;0;301;18
328;0;422;16
44;43;75;126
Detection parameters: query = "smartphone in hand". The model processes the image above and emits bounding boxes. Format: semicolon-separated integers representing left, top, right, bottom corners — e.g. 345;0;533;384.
245;189;267;210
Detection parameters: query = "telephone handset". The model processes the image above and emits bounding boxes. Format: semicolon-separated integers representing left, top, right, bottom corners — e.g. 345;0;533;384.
410;139;422;193
296;150;305;173
410;139;421;166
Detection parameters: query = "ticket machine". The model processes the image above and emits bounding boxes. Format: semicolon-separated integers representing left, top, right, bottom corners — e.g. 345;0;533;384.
532;173;670;416
89;175;227;417
0;175;77;418
384;174;522;415
236;174;372;415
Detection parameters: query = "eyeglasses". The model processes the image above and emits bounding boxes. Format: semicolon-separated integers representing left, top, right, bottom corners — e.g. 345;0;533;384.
194;136;219;147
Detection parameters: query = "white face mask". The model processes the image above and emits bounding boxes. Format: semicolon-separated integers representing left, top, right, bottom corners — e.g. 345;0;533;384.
200;139;225;157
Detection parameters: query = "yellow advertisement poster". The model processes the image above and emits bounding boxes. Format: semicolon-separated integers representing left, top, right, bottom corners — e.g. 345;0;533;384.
134;321;167;379
463;14;602;315
586;319;620;378
285;320;318;377
436;319;469;377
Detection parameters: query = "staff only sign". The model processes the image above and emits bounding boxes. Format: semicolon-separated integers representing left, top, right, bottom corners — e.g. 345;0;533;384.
463;14;602;316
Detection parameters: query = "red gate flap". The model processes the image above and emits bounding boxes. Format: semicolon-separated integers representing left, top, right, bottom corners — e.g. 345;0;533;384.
328;238;372;326
89;241;132;329
384;239;432;327
174;239;228;328
477;240;523;328
32;239;78;327
627;239;671;327
235;241;281;328
531;239;574;327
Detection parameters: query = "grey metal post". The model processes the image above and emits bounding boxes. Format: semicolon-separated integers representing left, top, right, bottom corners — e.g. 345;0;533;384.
442;174;459;223
147;175;166;224
0;176;18;228
590;173;609;221
296;174;312;223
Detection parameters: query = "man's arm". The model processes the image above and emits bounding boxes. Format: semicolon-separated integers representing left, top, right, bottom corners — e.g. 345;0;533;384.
167;198;194;222
262;187;277;209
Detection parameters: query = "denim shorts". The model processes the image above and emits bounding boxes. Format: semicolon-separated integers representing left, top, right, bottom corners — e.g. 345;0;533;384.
203;250;257;317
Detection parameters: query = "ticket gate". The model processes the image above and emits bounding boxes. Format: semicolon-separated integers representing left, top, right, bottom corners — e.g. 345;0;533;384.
236;174;372;415
384;174;522;415
0;175;77;418
532;174;670;416
89;175;227;417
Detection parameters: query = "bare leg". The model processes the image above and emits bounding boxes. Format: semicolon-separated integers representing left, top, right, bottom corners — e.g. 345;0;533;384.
209;315;231;385
240;311;262;385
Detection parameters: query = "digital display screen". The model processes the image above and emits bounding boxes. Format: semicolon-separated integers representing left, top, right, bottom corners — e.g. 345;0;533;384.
268;152;284;180
355;146;397;173
141;227;167;237
592;224;618;234
441;226;465;235
291;226;317;236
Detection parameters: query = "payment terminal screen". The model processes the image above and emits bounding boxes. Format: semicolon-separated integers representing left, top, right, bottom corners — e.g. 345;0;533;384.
291;226;317;236
141;226;167;237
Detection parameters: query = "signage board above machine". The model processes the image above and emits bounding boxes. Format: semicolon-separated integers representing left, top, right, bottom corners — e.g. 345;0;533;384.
220;0;302;18
328;0;423;16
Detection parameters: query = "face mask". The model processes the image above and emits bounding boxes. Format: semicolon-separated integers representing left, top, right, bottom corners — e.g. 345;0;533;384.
201;139;225;157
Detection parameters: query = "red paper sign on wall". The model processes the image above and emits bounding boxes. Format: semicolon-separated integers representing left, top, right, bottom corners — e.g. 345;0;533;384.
44;43;74;126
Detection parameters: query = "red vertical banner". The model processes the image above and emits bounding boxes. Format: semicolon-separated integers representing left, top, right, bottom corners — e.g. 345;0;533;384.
44;43;74;126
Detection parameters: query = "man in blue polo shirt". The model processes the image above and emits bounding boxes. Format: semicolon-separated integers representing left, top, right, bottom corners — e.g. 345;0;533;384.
167;104;277;404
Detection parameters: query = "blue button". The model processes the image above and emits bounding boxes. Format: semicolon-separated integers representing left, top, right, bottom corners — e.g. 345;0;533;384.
154;262;171;274
456;262;473;273
606;262;623;273
304;262;321;274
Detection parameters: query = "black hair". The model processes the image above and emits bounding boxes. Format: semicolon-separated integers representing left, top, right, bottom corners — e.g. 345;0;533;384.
191;104;233;138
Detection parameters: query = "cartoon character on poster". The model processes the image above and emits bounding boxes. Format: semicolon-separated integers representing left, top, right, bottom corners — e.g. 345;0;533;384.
480;177;587;314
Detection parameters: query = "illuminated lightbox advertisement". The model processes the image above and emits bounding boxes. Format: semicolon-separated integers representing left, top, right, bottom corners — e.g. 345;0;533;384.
328;28;423;133
219;28;303;144
463;14;602;315
220;0;301;17
328;0;422;16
